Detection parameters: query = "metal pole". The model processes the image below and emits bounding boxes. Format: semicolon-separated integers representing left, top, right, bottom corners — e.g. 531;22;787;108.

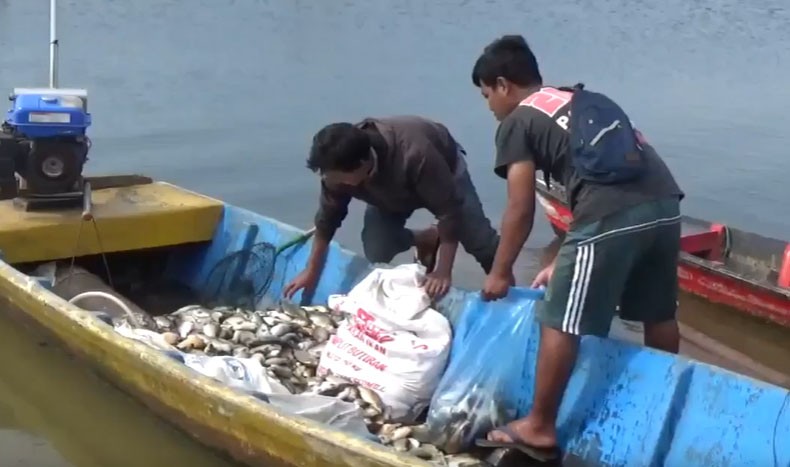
49;0;58;88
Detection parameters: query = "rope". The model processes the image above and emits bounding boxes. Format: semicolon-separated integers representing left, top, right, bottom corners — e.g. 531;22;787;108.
68;291;141;326
68;210;114;288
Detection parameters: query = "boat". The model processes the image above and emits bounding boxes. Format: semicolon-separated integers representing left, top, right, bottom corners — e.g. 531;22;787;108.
534;177;790;329
0;3;786;466
0;175;787;467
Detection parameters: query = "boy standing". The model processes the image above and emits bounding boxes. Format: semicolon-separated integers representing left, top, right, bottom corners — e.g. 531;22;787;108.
471;35;684;460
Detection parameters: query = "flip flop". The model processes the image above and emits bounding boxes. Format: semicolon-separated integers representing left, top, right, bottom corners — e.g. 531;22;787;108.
413;225;440;274
475;425;561;463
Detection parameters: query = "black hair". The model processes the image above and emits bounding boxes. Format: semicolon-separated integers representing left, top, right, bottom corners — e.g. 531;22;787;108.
471;34;543;88
306;122;371;173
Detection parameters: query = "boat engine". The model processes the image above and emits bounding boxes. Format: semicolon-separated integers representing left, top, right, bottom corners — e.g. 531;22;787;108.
0;87;92;202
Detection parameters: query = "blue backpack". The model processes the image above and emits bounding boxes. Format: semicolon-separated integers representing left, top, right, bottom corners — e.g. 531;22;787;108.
560;83;646;186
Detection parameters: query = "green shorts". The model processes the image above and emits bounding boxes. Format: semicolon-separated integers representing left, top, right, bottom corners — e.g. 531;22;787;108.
536;197;682;337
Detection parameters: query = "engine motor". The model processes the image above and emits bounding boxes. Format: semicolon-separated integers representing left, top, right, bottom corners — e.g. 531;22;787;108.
0;87;92;199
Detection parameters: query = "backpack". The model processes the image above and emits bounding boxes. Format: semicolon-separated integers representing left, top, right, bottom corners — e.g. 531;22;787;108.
555;83;646;187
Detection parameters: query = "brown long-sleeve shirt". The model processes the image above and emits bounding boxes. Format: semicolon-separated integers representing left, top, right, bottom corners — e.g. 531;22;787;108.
313;116;467;243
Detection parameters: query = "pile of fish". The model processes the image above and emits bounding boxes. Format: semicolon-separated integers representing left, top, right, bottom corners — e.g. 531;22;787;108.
131;301;489;466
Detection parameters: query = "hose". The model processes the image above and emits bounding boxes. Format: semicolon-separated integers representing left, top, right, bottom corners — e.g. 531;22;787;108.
68;290;141;327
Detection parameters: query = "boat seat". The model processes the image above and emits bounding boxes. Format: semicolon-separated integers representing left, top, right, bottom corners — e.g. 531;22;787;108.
0;182;224;264
680;223;726;262
778;243;790;289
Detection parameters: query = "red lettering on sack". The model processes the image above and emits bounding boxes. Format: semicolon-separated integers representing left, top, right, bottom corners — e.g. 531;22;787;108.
352;308;395;344
519;87;572;118
347;325;388;355
342;375;386;392
337;341;388;372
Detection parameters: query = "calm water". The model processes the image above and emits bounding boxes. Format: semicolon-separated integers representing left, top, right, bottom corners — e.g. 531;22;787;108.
1;0;789;465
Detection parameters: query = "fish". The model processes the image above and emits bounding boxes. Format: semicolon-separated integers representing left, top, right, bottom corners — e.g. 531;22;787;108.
358;386;385;412
203;323;219;338
409;444;444;462
161;331;179;346
133;302;487;464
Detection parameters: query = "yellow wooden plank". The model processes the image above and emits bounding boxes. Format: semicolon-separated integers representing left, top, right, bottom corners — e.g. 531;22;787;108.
0;182;224;264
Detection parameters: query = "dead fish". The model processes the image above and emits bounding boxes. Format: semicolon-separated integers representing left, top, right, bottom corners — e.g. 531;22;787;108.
160;331;179;346
358;386;384;412
234;321;258;332
443;419;472;455
337;386;357;402
177;320;195;338
222;316;247;328
203;323;219;338
205;338;233;354
390;426;413;442
408;424;434;444
264;357;291;366
173;304;203;316
153;316;173;330
316;382;352;397
271;365;293;379
378;424;400;438
326;375;353;385
280;332;301;344
293;349;318;366
409;444;443;462
262;316;278;327
270;323;294;337
232;330;257;346
307;311;335;329
281;301;309;320
392;438;410;452
177;334;206;350
444;454;488;467
308;342;326;358
311;326;330;344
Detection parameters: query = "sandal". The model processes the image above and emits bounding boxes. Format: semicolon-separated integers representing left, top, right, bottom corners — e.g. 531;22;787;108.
475;425;561;463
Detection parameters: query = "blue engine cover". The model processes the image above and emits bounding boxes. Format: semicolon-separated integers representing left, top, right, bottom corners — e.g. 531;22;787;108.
5;89;92;139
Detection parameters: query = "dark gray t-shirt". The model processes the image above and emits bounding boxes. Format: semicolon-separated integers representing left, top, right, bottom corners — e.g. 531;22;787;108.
494;85;684;227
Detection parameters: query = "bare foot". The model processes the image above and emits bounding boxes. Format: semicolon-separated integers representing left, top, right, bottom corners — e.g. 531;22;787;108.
413;225;439;271
487;416;557;449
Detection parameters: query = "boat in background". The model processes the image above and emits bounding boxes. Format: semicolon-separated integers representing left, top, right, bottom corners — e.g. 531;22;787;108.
0;176;786;466
535;177;790;329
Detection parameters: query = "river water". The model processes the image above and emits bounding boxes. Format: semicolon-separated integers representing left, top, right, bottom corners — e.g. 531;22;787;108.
0;0;789;465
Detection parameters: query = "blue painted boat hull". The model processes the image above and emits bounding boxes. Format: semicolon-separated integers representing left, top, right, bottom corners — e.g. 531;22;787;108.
164;202;790;467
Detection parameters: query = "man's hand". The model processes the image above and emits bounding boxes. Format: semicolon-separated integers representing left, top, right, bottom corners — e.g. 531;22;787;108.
283;268;320;299
482;271;514;301
531;263;555;288
424;271;452;299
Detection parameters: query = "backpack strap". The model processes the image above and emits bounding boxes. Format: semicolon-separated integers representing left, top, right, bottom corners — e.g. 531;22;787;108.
541;83;584;190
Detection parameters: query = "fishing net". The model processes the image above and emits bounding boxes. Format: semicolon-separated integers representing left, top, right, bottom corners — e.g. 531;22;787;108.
199;241;278;309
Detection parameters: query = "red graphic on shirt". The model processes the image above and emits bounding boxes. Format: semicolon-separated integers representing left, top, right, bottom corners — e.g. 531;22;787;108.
519;87;573;118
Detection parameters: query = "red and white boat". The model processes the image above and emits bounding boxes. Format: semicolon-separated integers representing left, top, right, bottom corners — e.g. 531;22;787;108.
534;177;790;328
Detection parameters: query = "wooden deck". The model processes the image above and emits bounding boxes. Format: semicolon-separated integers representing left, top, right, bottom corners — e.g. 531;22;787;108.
0;181;224;264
